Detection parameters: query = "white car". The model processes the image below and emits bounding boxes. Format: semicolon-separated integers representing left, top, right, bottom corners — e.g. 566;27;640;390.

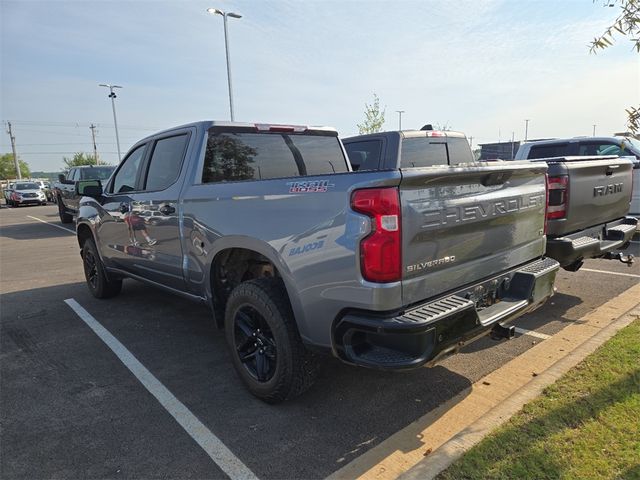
8;181;47;207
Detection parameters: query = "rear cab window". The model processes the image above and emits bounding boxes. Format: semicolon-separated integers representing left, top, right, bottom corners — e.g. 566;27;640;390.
400;135;474;168
528;144;570;159
202;131;348;183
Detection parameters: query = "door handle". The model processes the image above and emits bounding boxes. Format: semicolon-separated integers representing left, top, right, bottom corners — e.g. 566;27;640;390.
119;202;129;214
159;204;176;215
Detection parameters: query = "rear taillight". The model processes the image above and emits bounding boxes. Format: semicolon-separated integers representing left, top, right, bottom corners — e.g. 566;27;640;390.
546;175;568;220
351;187;401;283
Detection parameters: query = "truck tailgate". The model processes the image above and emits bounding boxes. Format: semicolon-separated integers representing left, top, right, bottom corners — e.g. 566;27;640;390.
552;157;633;235
400;162;547;306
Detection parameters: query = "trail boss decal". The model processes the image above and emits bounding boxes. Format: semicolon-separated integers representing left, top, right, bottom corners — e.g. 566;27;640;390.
287;180;334;193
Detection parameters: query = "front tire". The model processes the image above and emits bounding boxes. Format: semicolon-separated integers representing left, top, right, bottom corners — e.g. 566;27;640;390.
58;197;73;223
82;238;122;299
225;278;319;403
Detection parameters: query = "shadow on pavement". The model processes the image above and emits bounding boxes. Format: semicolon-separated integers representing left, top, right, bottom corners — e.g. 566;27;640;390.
0;222;72;240
2;281;473;480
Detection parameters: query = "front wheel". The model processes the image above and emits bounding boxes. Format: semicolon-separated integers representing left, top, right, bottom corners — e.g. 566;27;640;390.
225;278;319;403
82;238;122;299
58;197;73;223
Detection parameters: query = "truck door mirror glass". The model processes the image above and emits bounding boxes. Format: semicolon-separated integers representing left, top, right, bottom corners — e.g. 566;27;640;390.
77;180;103;198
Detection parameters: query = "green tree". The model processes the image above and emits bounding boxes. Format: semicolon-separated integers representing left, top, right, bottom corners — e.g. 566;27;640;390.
0;153;30;180
590;0;640;134
62;152;97;172
357;93;386;134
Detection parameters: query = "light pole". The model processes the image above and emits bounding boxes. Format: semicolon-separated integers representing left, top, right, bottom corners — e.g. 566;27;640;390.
99;84;123;161
207;8;242;122
396;110;405;130
592;124;597;136
524;119;530;141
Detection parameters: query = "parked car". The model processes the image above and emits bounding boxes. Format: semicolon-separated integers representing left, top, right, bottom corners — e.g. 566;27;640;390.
8;181;47;207
515;136;640;216
53;165;116;223
74;121;559;403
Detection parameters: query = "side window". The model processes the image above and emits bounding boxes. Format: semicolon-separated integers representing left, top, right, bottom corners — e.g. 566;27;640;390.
144;134;189;191
111;145;146;193
201;132;346;183
401;138;448;168
344;140;382;171
528;144;569;159
578;142;622;156
68;169;77;181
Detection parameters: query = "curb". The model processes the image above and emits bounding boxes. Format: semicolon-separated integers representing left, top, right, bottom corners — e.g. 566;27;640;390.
328;283;640;480
399;303;640;480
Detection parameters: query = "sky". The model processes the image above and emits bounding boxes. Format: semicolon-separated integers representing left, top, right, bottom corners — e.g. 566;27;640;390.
1;0;639;171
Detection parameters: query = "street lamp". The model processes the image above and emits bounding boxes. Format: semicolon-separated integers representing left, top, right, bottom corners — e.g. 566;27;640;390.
524;119;530;141
99;83;123;161
207;7;242;122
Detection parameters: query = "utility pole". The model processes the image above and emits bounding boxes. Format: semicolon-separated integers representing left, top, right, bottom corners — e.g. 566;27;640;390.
524;119;530;141
396;110;405;130
89;123;99;165
469;136;473;148
6;122;21;180
511;131;515;159
592;124;597;136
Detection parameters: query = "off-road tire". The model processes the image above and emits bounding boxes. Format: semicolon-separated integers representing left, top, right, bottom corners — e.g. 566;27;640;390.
82;238;122;299
225;278;320;403
58;196;73;223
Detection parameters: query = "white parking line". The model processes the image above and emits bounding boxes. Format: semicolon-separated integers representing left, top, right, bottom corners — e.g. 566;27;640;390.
513;327;551;340
580;268;640;279
27;215;75;234
64;298;259;480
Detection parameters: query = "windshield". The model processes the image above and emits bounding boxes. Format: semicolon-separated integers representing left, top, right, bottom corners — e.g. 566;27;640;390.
15;183;40;190
81;166;116;180
15;183;39;190
623;138;640;156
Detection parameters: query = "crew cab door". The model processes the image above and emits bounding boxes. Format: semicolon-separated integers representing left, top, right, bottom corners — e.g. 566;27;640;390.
121;130;191;290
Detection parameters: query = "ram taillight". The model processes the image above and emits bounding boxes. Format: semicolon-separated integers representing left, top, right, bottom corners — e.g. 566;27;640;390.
546;175;568;220
351;187;401;283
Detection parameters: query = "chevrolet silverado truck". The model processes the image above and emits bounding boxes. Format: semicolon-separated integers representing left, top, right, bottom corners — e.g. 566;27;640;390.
54;165;116;223
74;121;559;403
513;140;637;270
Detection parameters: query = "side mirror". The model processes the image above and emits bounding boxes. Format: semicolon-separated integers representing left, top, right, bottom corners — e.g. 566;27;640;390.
77;179;103;198
58;174;66;183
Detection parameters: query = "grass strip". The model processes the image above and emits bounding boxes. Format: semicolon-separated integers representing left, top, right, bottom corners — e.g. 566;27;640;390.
438;318;640;480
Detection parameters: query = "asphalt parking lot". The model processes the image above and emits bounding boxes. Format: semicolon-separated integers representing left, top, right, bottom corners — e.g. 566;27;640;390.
1;204;639;480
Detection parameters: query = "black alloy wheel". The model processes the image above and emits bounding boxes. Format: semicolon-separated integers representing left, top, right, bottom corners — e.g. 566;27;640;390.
83;247;99;290
233;306;277;382
224;278;320;403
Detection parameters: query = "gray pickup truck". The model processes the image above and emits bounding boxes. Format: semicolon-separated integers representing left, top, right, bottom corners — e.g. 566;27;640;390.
75;121;559;402
512;141;637;270
54;165;115;223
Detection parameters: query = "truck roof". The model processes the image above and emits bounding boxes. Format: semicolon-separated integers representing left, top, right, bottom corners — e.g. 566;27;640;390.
343;129;467;143
134;121;338;144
